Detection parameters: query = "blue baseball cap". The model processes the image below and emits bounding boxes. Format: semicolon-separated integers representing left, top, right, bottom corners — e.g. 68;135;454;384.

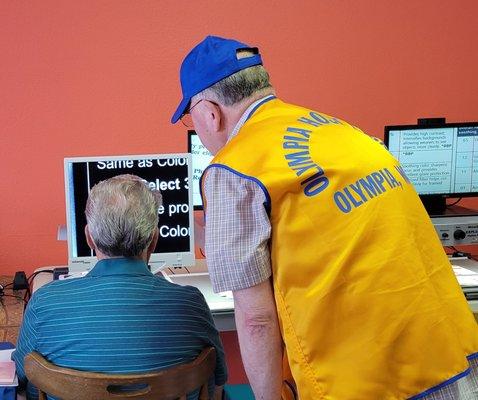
171;35;263;123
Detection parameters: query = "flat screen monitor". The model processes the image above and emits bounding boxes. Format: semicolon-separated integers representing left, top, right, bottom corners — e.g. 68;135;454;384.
64;153;195;271
188;131;213;210
384;122;478;214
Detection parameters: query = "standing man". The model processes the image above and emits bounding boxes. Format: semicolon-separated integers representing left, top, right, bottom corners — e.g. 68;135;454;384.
172;36;478;399
13;174;226;400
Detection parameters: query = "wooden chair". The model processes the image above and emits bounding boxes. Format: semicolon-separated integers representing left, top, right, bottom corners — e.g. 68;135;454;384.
24;347;216;400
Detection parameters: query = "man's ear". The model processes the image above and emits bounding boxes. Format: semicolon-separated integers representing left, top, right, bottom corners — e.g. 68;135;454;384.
203;100;222;132
146;228;159;259
85;225;96;251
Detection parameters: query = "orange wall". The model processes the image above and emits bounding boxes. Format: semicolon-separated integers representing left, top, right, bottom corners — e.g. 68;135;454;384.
1;0;478;276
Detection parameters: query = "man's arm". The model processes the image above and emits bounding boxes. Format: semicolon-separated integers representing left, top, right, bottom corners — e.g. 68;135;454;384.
203;167;281;397
12;294;39;387
194;212;206;252
234;279;283;400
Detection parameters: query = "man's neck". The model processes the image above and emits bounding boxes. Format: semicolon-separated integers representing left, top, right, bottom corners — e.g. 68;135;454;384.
222;89;276;138
95;252;148;263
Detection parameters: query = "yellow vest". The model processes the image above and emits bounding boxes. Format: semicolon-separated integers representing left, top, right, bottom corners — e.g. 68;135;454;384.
206;98;478;399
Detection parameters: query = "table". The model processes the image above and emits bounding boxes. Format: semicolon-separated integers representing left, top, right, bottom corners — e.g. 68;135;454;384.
0;276;25;345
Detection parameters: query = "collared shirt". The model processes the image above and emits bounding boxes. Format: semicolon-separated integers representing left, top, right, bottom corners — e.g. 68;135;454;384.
13;258;227;400
204;96;274;293
202;96;478;400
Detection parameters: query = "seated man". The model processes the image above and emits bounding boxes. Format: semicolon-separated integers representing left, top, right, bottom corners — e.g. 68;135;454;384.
13;174;227;399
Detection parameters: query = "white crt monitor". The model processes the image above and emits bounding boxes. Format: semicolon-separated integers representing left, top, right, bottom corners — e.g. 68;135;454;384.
64;153;195;270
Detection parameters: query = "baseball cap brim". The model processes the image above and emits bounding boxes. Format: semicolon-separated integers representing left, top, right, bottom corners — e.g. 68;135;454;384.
171;97;191;124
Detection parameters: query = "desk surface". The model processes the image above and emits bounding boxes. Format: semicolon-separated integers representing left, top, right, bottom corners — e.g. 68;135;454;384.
0;276;25;344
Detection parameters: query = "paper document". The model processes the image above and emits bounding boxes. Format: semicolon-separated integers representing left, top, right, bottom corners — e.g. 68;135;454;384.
0;349;18;387
452;265;478;287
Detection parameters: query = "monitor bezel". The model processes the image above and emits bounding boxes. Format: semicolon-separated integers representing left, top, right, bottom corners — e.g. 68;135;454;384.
64;153;195;269
384;121;478;199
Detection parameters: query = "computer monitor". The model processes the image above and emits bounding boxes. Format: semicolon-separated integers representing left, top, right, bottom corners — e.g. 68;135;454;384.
384;122;478;214
188;131;213;210
64;153;195;271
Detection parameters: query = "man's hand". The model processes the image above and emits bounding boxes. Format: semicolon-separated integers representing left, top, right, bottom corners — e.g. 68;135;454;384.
233;279;282;400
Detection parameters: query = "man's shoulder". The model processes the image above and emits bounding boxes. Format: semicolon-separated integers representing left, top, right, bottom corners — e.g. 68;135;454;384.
29;277;87;305
35;275;87;294
161;280;205;300
32;274;207;310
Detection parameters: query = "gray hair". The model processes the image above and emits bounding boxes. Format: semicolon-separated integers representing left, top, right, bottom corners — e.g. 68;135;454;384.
85;174;162;257
196;50;273;106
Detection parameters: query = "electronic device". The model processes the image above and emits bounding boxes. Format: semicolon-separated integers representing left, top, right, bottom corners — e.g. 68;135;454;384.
188;131;213;210
432;214;478;246
64;153;195;273
384;121;478;215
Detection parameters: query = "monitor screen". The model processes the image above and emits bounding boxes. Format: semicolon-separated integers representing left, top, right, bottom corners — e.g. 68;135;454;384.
64;153;195;270
384;122;478;197
188;131;213;210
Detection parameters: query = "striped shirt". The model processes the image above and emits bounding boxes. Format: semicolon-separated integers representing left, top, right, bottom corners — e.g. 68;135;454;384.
12;258;227;399
202;96;478;399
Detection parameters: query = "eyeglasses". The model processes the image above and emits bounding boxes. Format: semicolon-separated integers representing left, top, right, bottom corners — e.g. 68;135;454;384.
180;99;204;128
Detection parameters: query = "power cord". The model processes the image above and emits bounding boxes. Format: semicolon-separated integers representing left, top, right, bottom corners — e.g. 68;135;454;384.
446;198;462;207
446;246;471;258
445;246;478;262
0;270;54;305
23;270;54;303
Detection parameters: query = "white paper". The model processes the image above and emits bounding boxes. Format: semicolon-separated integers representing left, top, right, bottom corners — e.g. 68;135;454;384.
452;265;478;287
0;349;14;362
0;349;18;386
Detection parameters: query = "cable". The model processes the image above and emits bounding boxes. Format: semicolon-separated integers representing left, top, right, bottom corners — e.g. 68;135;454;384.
1;281;14;289
27;270;54;284
23;287;32;303
0;270;53;293
446;246;473;259
469;254;478;262
446;198;462;207
24;270;54;303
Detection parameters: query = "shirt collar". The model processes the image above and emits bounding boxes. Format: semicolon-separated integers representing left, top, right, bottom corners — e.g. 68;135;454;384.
87;258;153;277
228;94;276;142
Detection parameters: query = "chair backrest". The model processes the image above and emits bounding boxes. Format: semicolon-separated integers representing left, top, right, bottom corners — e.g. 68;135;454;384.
24;347;216;400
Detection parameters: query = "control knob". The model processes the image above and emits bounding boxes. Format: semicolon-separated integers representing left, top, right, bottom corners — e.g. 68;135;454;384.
454;229;466;240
